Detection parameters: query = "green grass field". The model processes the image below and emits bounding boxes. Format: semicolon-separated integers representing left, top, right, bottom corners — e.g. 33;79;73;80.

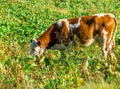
0;0;120;89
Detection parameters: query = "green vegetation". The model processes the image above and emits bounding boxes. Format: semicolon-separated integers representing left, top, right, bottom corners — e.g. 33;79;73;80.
0;0;120;89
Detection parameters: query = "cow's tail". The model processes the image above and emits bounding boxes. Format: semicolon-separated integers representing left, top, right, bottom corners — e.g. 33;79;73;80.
110;15;117;49
112;17;117;43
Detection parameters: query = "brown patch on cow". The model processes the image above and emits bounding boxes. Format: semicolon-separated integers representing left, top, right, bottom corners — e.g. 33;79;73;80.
68;18;79;24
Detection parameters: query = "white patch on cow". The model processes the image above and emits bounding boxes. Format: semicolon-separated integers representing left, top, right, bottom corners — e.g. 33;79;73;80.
56;19;67;27
69;18;81;32
56;19;62;27
102;30;108;57
108;13;115;18
84;38;95;46
30;38;44;56
95;13;106;18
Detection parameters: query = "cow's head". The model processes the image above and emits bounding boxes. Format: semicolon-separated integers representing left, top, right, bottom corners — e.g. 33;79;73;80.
30;38;44;56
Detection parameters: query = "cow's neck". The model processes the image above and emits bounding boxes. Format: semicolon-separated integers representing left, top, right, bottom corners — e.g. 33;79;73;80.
37;25;55;49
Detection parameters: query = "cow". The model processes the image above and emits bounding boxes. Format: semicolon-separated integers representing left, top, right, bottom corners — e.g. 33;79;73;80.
30;13;117;59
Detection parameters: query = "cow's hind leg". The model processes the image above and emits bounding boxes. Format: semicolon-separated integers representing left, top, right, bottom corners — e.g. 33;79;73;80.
99;29;108;59
99;29;117;76
108;40;116;60
100;27;116;60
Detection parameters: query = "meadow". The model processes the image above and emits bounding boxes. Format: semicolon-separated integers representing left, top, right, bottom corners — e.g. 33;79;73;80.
0;0;120;89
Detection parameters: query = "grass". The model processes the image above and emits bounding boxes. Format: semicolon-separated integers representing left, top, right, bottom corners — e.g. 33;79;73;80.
0;0;120;89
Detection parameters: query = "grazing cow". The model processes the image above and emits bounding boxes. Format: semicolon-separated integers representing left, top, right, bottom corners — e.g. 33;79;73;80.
30;13;117;59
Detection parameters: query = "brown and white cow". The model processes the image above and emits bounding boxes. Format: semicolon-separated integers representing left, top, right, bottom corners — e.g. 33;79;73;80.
30;13;117;59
